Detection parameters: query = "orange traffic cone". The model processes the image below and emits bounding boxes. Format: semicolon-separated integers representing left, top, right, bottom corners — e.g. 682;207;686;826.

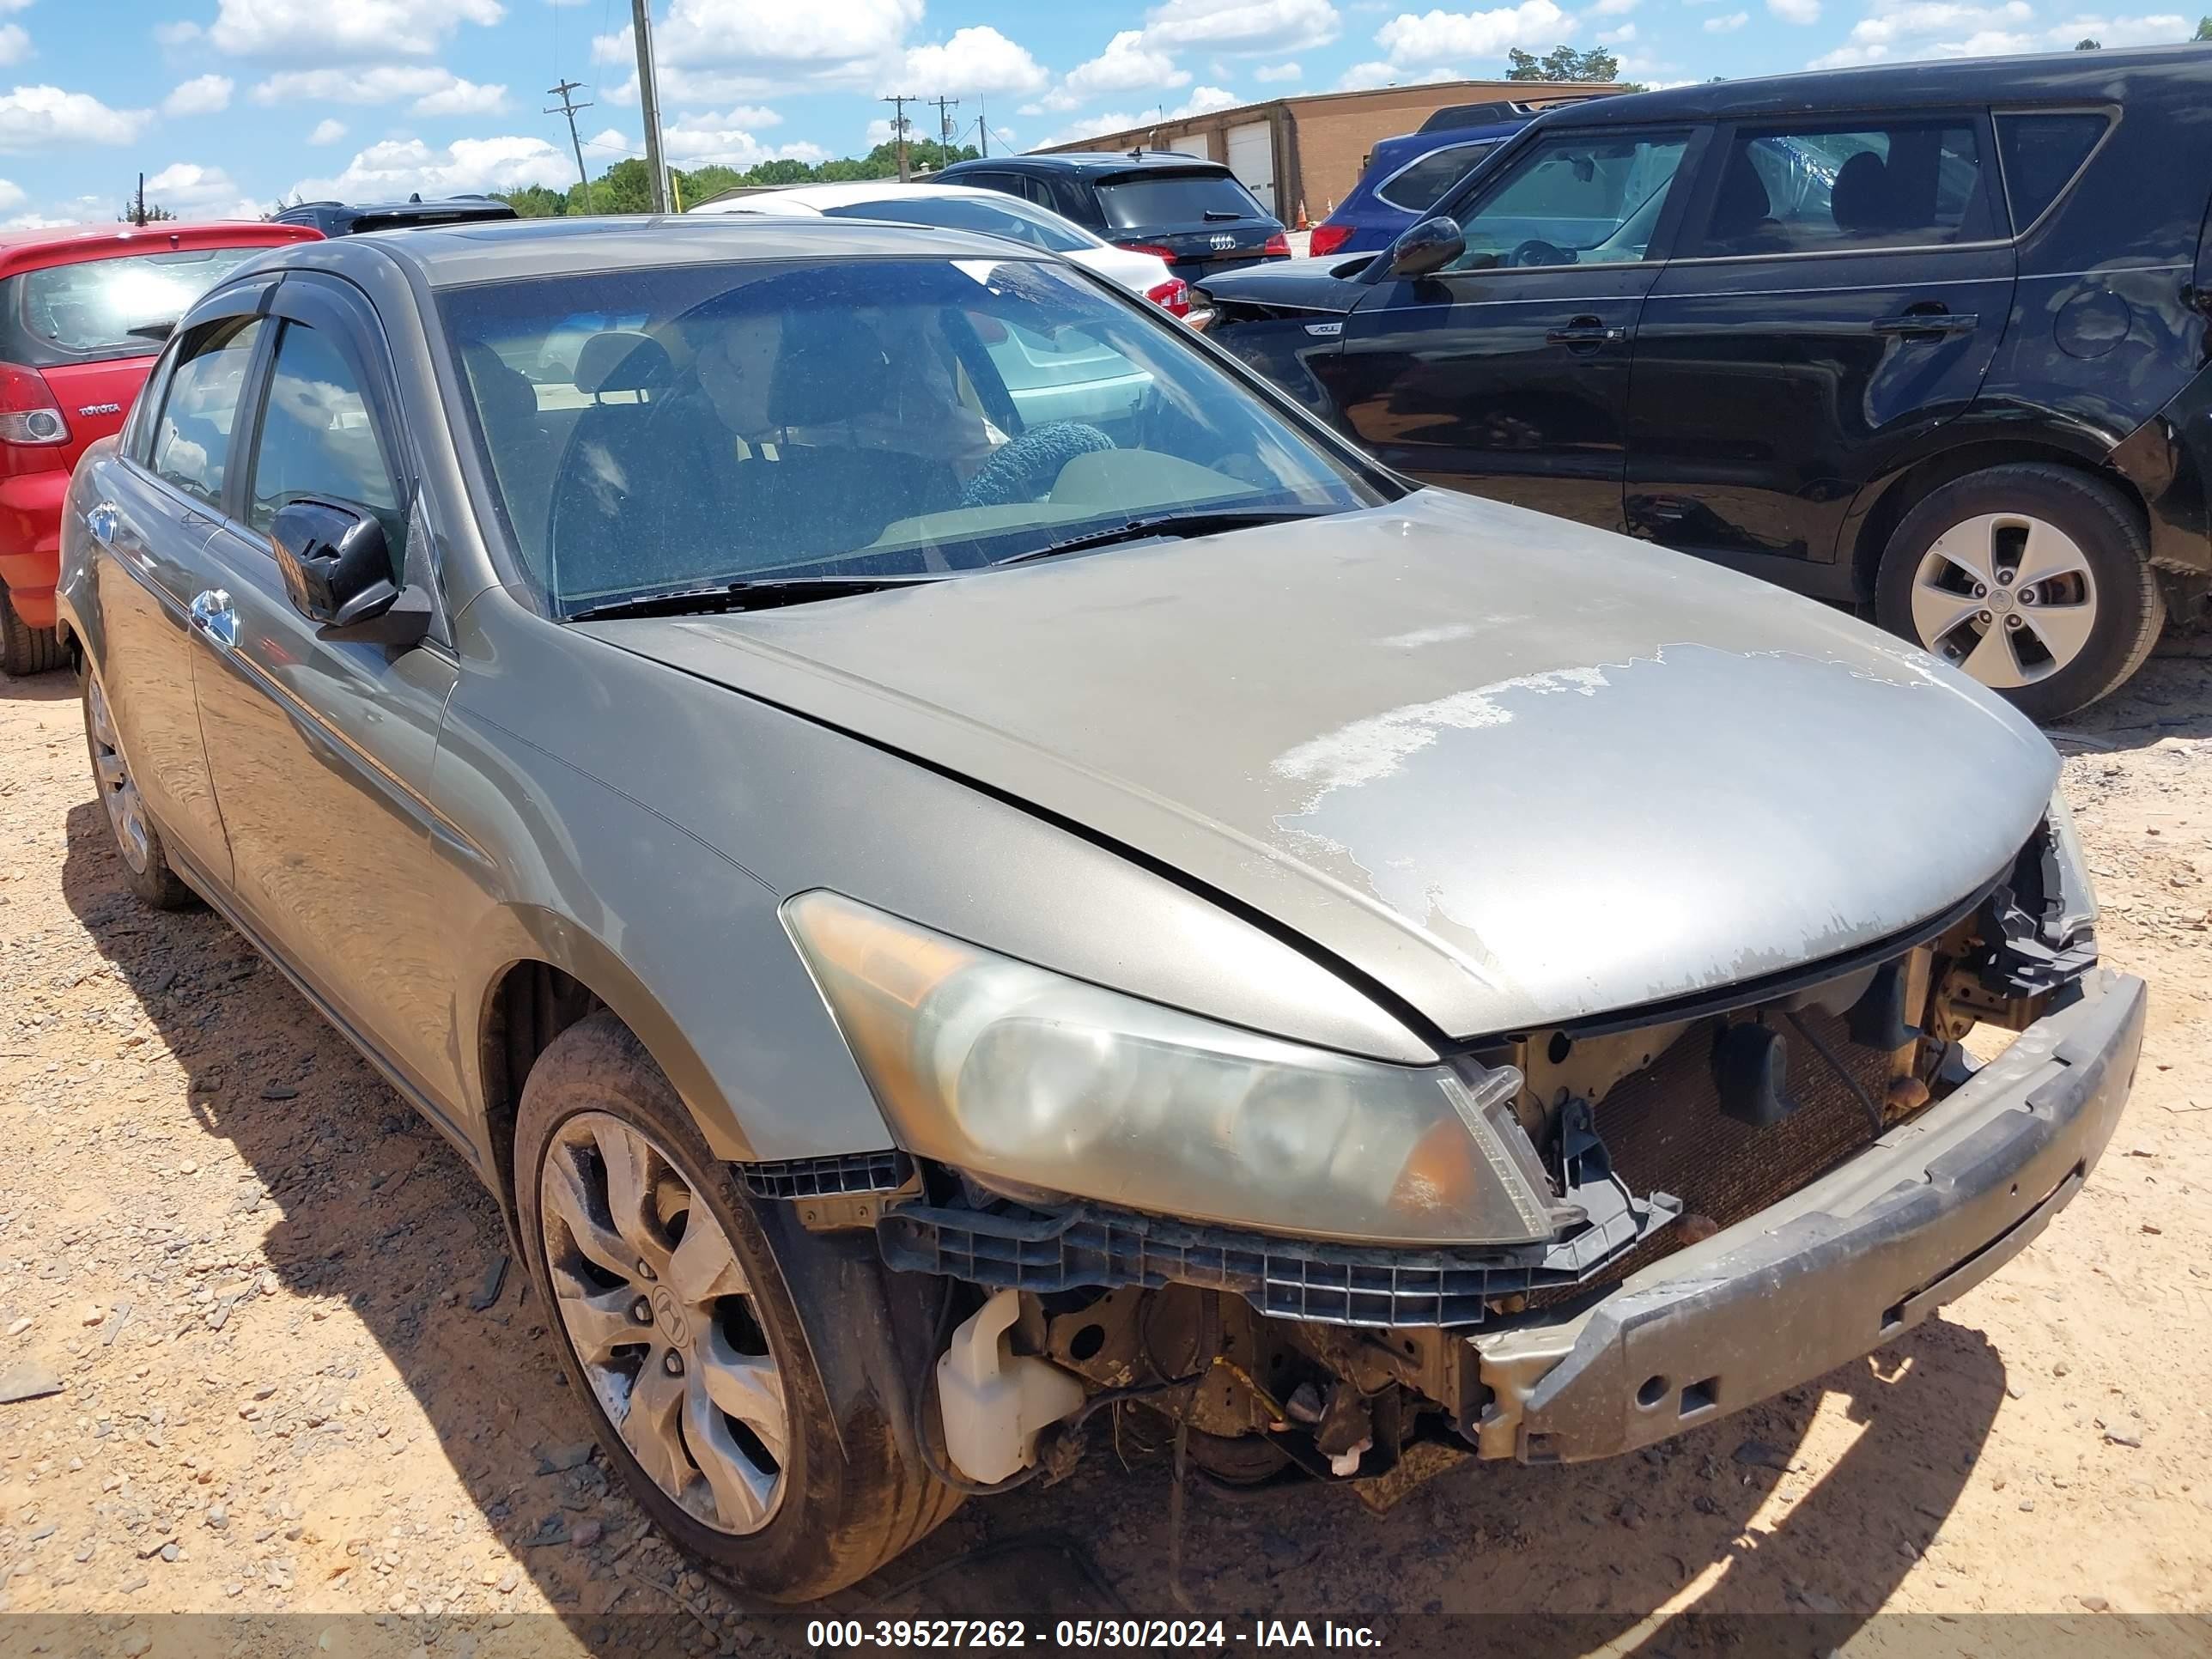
1295;199;1310;229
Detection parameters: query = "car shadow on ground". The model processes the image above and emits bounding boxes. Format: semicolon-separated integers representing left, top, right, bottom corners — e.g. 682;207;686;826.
58;774;2008;1656
2054;642;2212;753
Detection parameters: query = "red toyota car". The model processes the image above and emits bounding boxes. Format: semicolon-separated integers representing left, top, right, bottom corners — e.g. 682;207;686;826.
0;221;320;674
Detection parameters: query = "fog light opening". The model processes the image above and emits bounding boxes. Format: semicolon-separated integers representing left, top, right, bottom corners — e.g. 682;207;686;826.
1635;1374;1668;1409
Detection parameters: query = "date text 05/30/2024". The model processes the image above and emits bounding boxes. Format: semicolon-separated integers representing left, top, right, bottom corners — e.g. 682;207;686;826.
805;1620;1383;1649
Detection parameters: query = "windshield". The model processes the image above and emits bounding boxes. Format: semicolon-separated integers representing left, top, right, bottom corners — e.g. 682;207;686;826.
440;256;1382;615
0;246;276;368
820;194;1098;254
1098;173;1266;229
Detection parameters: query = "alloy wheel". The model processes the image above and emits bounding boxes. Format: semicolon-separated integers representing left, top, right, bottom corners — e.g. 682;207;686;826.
1908;512;2100;690
87;676;153;874
538;1111;788;1534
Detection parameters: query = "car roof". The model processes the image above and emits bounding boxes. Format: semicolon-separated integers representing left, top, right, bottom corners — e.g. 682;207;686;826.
320;212;1055;287
965;151;1231;176
1540;43;2206;127
0;222;317;277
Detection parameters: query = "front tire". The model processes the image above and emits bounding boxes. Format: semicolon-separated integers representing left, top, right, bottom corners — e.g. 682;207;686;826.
1;583;64;678
82;665;195;909
514;1012;957;1601
1875;464;2162;721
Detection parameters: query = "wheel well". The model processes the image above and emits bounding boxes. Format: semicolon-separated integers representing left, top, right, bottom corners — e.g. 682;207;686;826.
1849;441;2148;602
481;960;607;1214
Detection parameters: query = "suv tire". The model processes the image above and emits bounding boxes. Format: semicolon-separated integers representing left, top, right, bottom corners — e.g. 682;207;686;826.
82;665;196;909
1;583;64;678
514;1012;958;1601
1875;464;2162;721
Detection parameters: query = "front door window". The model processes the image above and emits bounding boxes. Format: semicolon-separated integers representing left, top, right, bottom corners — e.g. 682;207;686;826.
1447;133;1691;270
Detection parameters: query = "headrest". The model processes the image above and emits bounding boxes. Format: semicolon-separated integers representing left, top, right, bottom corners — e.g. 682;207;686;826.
461;340;538;428
1712;149;1773;241
766;332;896;430
1831;151;1894;238
574;329;672;397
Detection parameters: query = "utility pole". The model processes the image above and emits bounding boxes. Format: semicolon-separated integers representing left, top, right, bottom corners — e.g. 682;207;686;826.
544;79;595;213
881;94;915;181
132;172;145;227
930;94;960;157
630;0;671;213
976;95;988;158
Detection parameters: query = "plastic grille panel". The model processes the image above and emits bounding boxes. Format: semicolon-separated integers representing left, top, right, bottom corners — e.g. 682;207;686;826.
741;1150;913;1200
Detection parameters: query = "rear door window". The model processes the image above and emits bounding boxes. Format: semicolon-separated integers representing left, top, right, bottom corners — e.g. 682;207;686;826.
1097;172;1266;228
1376;141;1500;213
1696;119;1994;256
147;316;266;510
1995;112;2109;232
1;246;276;368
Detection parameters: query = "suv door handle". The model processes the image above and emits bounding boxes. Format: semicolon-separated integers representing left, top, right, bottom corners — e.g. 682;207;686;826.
1547;315;1626;347
188;588;237;650
1870;308;1978;337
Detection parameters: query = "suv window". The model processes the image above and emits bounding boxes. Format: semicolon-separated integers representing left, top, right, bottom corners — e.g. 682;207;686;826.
1995;112;2108;232
246;319;403;554
1698;120;1992;256
1446;132;1690;270
1376;141;1500;214
1097;172;1266;229
148;316;266;510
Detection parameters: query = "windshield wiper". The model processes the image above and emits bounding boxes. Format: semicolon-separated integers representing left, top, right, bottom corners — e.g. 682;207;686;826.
994;507;1333;569
567;574;946;623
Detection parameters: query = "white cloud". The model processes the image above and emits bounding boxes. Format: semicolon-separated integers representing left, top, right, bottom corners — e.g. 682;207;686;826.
143;161;261;219
0;178;23;210
1768;0;1820;17
1704;9;1751;26
1174;83;1244;114
288;133;576;203
1598;21;1638;38
1377;1;1572;62
0;86;153;150
661;107;826;167
2048;12;2187;43
155;20;204;46
307;116;346;143
163;74;236;116
1334;57;1464;87
1040;30;1193;112
1254;58;1304;77
1143;0;1343;52
7;197;111;230
895;26;1048;96
252;65;508;117
595;0;924;99
210;0;507;59
1588;0;1638;12
1806;0;2173;63
0;23;26;65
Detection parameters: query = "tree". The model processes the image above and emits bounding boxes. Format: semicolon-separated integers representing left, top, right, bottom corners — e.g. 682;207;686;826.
2075;36;2101;47
1509;46;1620;82
498;185;569;219
118;199;175;225
2196;15;2211;38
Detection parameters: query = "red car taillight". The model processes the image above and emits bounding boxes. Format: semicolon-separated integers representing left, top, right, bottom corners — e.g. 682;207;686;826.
0;363;69;447
1115;240;1176;260
1308;223;1352;257
1262;232;1291;257
1146;276;1192;318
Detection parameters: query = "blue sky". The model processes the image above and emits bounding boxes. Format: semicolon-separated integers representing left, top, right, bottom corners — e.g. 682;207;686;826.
0;0;2200;224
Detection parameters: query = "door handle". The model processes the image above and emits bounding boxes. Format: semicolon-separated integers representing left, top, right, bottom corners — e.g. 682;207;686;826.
1547;315;1626;348
188;588;237;650
88;501;119;545
1870;309;1978;337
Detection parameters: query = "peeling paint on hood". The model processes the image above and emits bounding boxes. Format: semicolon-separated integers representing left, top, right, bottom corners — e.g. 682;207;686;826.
581;489;2060;1038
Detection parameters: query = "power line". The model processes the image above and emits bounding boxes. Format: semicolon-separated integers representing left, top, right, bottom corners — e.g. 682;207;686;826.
544;79;595;213
881;93;916;181
929;94;960;152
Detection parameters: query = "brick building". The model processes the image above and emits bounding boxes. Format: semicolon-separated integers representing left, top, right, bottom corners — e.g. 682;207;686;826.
1032;82;1614;224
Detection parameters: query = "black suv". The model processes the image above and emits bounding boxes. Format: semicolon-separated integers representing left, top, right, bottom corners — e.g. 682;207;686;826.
1195;46;2212;718
935;150;1289;283
271;193;519;237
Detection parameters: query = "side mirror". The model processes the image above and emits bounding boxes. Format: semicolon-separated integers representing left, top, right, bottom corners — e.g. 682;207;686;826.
270;498;429;646
1389;216;1466;279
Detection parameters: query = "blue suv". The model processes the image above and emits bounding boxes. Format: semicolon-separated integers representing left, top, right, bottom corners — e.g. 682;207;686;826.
1308;95;1611;257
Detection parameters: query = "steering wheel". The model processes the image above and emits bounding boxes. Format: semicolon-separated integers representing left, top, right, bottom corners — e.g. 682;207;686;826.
1507;238;1576;269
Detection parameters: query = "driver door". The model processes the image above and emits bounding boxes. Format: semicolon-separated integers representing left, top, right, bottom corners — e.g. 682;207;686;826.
1327;125;1704;529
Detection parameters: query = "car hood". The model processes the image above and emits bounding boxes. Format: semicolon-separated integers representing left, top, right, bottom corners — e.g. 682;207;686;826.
580;489;2058;1040
1196;255;1370;313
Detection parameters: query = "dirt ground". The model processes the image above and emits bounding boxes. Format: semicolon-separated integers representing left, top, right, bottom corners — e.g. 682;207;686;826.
2;636;2209;1656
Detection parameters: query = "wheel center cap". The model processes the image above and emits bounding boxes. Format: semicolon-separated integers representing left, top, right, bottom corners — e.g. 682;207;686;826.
1989;586;2014;613
650;1285;690;1348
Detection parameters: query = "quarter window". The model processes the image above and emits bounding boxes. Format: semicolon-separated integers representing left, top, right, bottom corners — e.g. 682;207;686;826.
1376;142;1499;214
1995;112;2108;232
1697;120;1992;256
148;315;266;510
1446;132;1691;270
246;319;404;553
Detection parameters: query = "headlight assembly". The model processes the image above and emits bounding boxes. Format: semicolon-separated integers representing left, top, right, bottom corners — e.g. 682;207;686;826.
783;890;1559;1247
2044;788;2098;944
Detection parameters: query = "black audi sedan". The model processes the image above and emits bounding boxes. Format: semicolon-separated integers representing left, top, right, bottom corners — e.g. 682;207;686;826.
1194;46;2212;719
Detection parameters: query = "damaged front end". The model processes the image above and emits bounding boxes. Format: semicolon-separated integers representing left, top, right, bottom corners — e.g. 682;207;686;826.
757;801;2136;1495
